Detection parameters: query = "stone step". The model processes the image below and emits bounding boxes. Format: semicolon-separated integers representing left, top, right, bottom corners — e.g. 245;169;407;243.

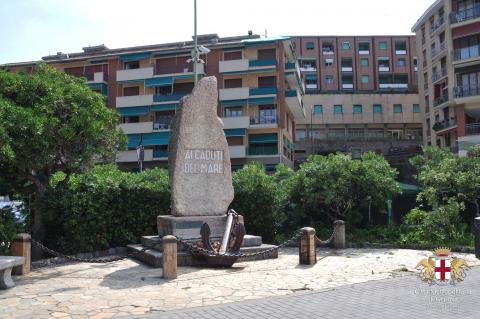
127;243;278;268
141;234;264;251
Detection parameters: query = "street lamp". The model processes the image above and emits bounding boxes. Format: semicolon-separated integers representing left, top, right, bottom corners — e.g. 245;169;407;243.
190;0;210;85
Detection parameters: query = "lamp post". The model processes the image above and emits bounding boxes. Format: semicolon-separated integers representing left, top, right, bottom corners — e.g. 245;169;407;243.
310;105;314;156
193;0;198;85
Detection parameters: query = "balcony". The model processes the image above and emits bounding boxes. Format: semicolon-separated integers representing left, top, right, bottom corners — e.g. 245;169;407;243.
454;85;480;98
118;122;154;135
322;50;334;55
219;87;250;100
341;66;353;72
449;7;480;24
285;62;296;70
153;122;171;131
432;118;456;132
285;90;305;119
358;50;370;55
434;92;449;106
342;83;354;89
378;66;390;72
452;45;480;62
229;145;246;158
249;59;277;67
222;116;250;129
431;42;446;58
429;17;445;33
117;67;154;82
379;83;409;89
153;93;187;103
395;50;407;55
116;94;153;108
117;149;153;163
466;123;480;136
250;115;278;128
432;68;448;82
247;145;278;156
299;65;317;72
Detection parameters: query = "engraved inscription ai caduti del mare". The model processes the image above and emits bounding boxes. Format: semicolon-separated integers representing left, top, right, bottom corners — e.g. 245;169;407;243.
183;149;224;174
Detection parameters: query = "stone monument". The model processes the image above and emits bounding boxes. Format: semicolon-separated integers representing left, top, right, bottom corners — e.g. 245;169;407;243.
128;76;278;267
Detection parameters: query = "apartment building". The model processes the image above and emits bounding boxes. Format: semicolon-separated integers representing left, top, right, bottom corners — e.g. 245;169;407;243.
412;0;480;155
290;36;422;160
2;34;304;170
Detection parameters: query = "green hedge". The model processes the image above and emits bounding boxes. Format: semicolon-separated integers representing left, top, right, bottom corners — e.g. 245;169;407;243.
42;165;170;254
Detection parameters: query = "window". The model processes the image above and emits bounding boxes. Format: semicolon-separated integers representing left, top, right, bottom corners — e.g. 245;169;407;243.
322;42;334;53
124;61;140;70
397;58;406;67
224;78;242;88
258;76;276;88
295;129;306;141
224;51;242;60
361;75;369;83
334;105;343;114
123;86;140;96
353;104;363;113
413;104;420;113
373;104;382;113
358;42;370;53
324;58;334;67
342;41;351;50
325;75;334;84
224;106;243;117
122;115;139;124
360;58;369;67
394;104;403;113
313;105;323;114
395;40;407;53
378;41;387;50
306;42;315;50
257;48;276;60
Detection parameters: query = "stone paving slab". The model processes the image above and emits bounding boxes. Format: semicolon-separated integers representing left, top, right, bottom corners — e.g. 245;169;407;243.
139;267;480;319
0;248;478;318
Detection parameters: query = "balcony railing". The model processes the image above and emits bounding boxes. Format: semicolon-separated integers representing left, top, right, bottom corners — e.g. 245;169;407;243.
466;123;480;136
153;93;186;102
247;146;278;156
432;118;456;131
449;6;480;24
434;92;449;106
431;42;446;58
250;115;278;125
249;87;277;96
429;17;445;33
454;85;480;98
153;122;171;130
153;149;168;158
285;62;296;70
248;59;277;67
452;45;480;61
432;68;448;82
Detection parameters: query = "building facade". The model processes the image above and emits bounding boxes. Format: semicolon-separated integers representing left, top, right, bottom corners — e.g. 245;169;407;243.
412;0;480;155
290;36;422;161
2;34;304;170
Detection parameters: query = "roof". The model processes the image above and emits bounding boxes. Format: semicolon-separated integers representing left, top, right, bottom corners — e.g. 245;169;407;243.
411;0;444;32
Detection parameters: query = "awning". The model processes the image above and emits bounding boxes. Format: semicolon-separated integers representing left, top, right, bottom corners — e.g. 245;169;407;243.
145;77;173;87
305;74;317;80
120;52;151;62
127;134;142;148
248;133;278;144
151;103;177;111
117;106;150;116
242;36;290;47
142;132;170;146
224;129;246;137
248;97;276;105
222;99;249;106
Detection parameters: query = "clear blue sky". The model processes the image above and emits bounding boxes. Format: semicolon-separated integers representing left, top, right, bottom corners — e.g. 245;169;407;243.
0;0;434;64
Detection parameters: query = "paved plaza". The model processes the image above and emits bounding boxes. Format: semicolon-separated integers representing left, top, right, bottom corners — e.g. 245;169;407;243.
1;248;479;319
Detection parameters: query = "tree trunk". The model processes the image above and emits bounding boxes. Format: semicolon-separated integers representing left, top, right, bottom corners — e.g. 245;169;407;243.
31;185;46;260
475;200;480;218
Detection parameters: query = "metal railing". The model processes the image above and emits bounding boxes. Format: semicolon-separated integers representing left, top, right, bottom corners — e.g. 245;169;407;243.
249;87;277;96
454;85;480;98
301;132;423;142
247;146;278;156
466;123;480;136
153;122;170;130
431;42;446;58
432;118;456;131
434;92;449;106
250;115;278;125
452;45;480;61
432;68;448;82
449;7;480;24
249;59;277;67
429;16;445;33
153;93;186;102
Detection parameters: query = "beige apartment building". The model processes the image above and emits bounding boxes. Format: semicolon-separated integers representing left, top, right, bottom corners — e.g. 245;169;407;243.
291;36;422;160
412;0;480;155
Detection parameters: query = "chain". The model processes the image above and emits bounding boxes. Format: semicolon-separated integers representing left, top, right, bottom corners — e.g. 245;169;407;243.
31;239;144;263
315;227;336;246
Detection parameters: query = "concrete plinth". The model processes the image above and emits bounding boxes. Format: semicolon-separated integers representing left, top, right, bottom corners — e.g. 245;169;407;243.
157;214;244;240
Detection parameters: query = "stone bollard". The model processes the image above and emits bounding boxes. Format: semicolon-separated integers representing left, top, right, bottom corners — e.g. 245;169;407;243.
299;227;316;265
10;233;31;275
333;220;346;249
162;235;177;279
475;217;480;259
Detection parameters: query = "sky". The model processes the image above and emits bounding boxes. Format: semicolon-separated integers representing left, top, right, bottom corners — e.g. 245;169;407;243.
0;0;435;64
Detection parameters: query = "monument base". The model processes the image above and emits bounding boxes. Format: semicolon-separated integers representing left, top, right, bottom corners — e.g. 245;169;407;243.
157;214;244;240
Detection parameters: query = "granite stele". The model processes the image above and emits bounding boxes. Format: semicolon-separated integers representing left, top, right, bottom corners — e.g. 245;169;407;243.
128;76;278;267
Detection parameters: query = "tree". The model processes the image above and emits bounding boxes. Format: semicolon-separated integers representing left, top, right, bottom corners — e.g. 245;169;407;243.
410;146;480;216
0;64;125;245
290;152;400;225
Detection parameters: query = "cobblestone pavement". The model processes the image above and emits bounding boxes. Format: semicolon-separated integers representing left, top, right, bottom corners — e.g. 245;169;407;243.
141;267;480;319
1;248;479;319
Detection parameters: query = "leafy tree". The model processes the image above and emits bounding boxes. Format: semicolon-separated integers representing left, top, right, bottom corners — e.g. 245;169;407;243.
287;152;400;226
0;64;125;245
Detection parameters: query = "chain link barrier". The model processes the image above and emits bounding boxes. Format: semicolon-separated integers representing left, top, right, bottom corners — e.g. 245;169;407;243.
31;239;143;264
315;227;336;246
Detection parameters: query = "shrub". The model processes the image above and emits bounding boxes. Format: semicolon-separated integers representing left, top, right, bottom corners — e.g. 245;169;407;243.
0;206;25;255
231;163;280;243
42;165;170;254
